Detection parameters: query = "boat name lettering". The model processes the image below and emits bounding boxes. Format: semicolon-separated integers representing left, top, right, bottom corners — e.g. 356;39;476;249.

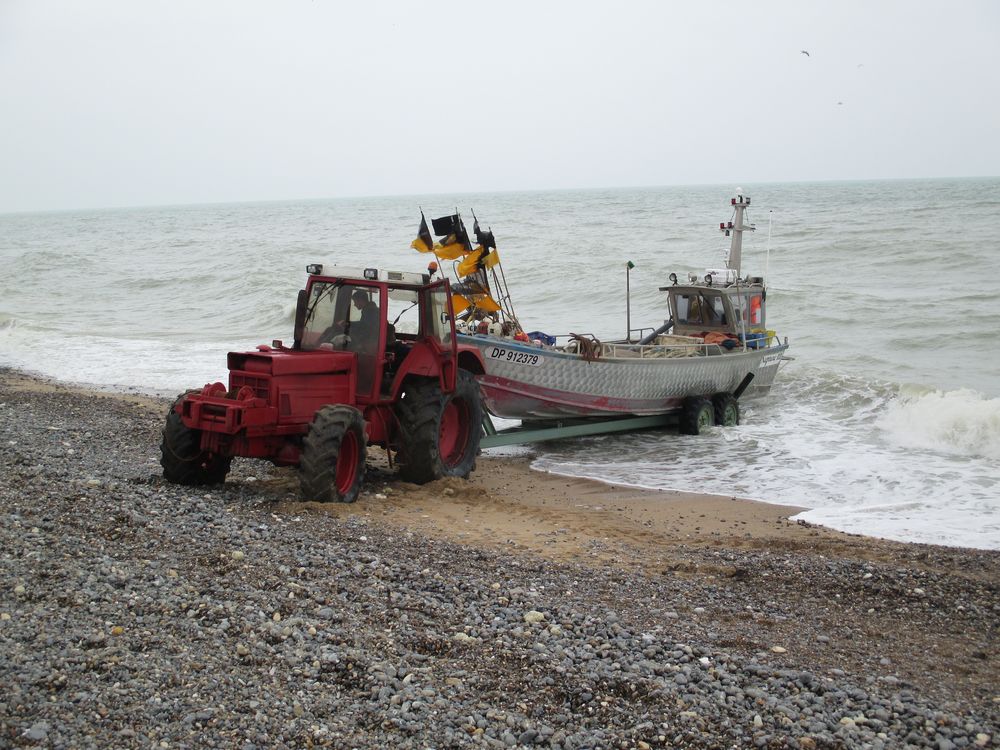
759;352;783;368
489;347;541;367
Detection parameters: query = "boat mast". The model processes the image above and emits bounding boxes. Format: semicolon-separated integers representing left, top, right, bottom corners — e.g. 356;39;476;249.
722;191;755;277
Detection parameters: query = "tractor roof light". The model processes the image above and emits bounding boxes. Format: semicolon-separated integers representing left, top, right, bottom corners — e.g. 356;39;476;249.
363;268;378;280
306;264;323;275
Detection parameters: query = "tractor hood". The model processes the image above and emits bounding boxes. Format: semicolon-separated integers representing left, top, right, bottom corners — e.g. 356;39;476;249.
224;347;357;424
228;348;354;376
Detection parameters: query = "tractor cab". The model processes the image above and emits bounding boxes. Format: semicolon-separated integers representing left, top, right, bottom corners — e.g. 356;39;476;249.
294;264;460;401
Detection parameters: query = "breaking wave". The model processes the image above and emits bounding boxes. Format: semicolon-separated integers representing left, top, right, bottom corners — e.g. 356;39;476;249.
878;387;1000;460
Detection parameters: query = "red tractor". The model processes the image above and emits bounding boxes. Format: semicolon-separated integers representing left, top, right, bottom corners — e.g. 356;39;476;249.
160;265;486;502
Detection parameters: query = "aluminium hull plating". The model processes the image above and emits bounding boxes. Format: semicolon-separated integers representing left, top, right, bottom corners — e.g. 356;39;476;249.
459;334;788;420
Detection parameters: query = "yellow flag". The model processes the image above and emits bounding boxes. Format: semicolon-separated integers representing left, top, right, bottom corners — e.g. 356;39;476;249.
434;241;467;261
483;249;500;269
451;294;471;314
410;212;434;253
456;248;485;278
472;294;501;312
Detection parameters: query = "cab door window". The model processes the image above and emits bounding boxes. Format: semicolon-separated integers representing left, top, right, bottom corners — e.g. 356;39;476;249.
424;286;454;346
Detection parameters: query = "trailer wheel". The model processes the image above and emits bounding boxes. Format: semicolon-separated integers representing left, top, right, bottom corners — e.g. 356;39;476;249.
712;393;740;427
396;370;482;484
679;396;715;435
160;394;231;485
300;405;367;503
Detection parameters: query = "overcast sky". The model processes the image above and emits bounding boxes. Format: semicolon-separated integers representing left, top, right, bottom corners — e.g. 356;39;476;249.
1;0;998;212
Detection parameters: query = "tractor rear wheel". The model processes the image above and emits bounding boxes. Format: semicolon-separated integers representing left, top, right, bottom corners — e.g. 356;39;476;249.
396;370;482;484
160;394;231;485
712;393;740;427
300;405;367;503
679;396;716;435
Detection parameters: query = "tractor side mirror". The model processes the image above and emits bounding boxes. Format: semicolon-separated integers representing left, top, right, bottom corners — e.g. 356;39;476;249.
293;289;308;348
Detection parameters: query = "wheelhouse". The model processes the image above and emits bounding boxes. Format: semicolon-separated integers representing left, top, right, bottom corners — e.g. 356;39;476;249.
665;279;768;340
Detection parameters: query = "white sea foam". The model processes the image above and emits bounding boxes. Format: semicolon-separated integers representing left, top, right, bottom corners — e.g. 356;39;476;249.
0;324;262;396
877;386;1000;460
529;367;1000;550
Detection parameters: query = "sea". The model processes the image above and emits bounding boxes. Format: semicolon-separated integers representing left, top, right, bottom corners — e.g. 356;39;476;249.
2;178;999;550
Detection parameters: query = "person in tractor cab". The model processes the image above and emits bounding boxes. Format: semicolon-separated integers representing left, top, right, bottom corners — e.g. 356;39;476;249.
349;289;379;345
317;288;379;350
346;288;381;395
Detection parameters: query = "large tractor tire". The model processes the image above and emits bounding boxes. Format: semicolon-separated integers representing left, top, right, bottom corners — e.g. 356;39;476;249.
300;405;367;503
712;393;740;427
160;394;231;485
678;396;716;436
396;370;482;484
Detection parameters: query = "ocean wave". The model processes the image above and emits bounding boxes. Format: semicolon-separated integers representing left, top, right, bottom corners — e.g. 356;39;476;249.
877;386;1000;459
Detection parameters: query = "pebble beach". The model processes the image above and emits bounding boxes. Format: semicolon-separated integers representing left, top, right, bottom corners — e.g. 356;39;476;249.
1;368;997;749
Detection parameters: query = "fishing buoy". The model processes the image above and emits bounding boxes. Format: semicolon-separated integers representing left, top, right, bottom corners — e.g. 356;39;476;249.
513;331;530;343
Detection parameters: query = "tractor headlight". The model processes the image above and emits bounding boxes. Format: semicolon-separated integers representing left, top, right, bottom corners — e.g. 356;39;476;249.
363;268;378;280
306;264;323;275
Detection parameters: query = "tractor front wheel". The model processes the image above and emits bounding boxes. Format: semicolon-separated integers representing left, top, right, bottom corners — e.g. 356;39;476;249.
300;405;367;503
397;371;482;484
160;395;231;485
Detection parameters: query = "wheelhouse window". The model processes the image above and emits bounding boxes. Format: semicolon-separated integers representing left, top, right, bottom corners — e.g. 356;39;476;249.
731;291;764;327
675;292;727;326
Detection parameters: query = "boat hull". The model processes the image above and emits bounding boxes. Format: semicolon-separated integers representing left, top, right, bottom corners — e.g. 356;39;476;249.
459;334;788;420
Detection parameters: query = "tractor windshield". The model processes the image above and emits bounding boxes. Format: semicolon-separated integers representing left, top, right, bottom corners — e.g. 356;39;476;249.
300;281;381;353
300;282;345;350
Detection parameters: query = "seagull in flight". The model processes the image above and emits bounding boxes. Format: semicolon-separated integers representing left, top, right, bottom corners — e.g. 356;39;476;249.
801;50;810;57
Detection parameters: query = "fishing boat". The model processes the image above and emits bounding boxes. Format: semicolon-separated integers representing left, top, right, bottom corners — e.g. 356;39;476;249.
409;194;789;432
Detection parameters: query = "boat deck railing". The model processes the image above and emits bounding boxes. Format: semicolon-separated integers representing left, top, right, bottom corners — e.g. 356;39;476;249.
555;332;781;360
462;331;782;359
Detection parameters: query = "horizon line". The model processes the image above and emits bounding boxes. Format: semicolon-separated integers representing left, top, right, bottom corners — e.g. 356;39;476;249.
2;174;998;217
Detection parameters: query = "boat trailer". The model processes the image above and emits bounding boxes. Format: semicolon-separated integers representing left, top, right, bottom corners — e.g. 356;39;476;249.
478;372;755;449
480;412;678;449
